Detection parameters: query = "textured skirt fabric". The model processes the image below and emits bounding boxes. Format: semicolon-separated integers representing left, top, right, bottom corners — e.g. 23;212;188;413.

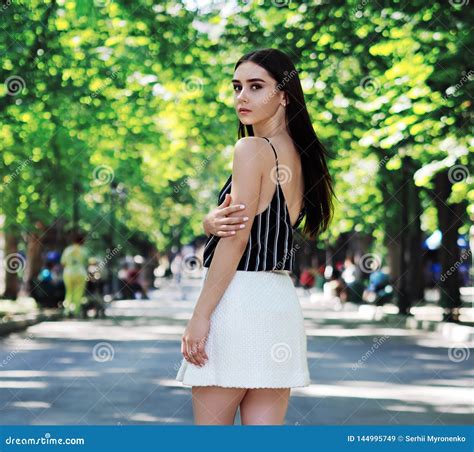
175;267;311;388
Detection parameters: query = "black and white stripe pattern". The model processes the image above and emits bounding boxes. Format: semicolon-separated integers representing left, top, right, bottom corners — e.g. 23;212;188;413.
203;138;305;272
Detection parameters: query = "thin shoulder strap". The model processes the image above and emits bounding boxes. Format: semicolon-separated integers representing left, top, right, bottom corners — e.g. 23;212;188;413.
262;136;280;180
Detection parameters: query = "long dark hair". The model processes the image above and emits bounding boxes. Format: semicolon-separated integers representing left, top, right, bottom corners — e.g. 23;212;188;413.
234;48;335;240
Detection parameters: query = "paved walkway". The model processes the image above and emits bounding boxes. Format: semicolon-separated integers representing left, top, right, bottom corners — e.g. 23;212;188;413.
0;277;472;425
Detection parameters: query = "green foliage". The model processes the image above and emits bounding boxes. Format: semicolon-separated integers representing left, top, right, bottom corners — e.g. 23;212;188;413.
0;0;472;255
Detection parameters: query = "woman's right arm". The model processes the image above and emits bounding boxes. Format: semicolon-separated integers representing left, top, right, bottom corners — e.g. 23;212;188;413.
203;193;249;238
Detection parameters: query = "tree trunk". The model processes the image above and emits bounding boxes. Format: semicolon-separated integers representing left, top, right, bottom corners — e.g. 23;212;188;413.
434;169;466;321
3;232;20;299
407;182;425;305
23;231;44;294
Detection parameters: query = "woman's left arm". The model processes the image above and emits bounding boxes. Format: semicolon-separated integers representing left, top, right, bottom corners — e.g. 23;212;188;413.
195;138;265;319
182;138;264;365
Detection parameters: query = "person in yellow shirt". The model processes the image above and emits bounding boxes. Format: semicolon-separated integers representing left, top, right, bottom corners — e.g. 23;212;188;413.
60;233;89;318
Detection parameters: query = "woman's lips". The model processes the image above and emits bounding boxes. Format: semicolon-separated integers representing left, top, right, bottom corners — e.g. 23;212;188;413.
239;109;252;114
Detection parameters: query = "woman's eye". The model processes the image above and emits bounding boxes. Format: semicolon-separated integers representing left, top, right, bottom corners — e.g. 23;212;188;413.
233;84;261;91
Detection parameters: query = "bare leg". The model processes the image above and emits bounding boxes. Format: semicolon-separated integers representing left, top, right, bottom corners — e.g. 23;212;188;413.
240;388;291;425
192;386;248;425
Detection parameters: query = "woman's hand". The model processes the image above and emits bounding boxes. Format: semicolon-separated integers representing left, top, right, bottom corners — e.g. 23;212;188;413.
203;194;249;238
181;314;210;367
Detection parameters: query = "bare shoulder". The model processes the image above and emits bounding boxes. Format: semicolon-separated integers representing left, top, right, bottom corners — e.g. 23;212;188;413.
234;136;269;154
233;137;268;165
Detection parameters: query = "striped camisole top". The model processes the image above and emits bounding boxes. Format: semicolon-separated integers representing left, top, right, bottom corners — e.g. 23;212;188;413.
202;136;305;272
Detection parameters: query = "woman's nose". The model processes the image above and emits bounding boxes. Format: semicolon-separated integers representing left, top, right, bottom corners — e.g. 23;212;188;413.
237;89;248;102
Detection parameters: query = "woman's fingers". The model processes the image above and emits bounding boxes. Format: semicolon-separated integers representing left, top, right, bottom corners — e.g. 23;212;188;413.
184;337;207;367
218;193;232;207
191;338;207;366
218;215;249;226
222;204;246;216
184;338;202;366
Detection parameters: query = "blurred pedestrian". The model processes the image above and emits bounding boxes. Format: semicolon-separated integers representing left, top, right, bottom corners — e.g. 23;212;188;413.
299;267;315;295
126;263;149;300
61;232;88;317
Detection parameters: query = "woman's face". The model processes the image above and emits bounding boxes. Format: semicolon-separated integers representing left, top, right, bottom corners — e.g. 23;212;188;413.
232;61;286;125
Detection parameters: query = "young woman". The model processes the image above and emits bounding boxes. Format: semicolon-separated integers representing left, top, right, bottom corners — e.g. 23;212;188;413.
176;48;334;425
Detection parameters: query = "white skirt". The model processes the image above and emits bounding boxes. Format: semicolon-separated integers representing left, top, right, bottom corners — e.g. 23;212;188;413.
176;267;311;388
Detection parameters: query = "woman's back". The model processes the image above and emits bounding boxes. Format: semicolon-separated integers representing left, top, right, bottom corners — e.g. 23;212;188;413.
255;135;304;226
